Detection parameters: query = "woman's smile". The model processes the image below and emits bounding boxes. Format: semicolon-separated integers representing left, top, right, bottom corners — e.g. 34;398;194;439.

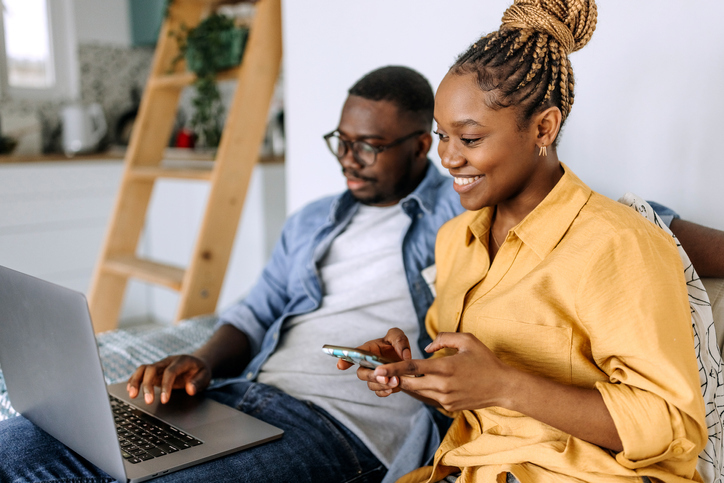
452;174;483;193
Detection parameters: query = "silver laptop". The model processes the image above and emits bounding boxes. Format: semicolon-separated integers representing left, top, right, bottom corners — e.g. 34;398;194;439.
0;265;283;482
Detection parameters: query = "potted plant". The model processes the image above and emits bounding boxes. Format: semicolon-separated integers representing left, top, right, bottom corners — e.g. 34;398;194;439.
171;13;249;148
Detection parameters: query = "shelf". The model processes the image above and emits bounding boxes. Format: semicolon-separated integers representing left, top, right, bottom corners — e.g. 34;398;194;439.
0;148;283;166
0;151;125;164
88;0;282;331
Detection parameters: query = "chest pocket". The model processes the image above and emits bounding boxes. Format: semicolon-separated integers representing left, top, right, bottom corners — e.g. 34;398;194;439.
474;317;573;385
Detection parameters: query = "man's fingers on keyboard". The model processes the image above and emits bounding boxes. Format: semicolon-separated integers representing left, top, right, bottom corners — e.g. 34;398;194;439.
141;364;164;404
127;364;150;398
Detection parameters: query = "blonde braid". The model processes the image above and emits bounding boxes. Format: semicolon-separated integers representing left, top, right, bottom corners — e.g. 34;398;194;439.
558;49;572;119
502;1;574;54
507;29;532;60
565;55;576;118
566;0;597;52
521;32;549;88
544;40;561;103
452;0;596;131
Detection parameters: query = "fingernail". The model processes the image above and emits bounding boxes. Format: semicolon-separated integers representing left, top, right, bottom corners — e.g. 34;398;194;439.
376;375;389;385
402;348;411;360
144;393;152;404
424;343;432;352
390;376;399;387
161;391;167;403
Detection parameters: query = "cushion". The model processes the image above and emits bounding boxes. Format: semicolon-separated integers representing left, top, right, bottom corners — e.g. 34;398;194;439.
619;193;724;483
702;278;724;360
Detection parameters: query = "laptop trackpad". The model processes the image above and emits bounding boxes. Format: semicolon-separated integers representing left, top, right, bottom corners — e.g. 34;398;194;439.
107;382;235;430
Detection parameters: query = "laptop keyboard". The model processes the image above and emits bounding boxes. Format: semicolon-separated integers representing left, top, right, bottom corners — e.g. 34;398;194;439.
110;395;203;464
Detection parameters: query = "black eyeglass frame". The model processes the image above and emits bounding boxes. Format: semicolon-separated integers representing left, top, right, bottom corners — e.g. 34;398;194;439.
323;129;426;167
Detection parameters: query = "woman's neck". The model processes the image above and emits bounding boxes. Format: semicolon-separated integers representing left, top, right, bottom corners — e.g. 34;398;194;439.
494;158;563;235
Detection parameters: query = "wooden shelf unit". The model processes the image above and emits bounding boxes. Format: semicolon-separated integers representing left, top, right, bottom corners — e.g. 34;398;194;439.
87;0;282;333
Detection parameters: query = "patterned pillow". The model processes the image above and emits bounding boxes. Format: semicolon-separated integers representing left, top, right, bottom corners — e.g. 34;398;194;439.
702;278;724;361
619;193;724;483
0;315;217;421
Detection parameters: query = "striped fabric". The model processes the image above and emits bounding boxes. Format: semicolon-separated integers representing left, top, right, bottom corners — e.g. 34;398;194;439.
0;315;217;421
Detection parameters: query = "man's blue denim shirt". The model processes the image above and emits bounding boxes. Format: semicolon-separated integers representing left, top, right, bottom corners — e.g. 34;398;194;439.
214;161;463;480
216;160;463;379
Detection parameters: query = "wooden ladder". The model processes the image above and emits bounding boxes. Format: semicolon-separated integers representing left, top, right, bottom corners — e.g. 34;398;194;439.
87;0;282;333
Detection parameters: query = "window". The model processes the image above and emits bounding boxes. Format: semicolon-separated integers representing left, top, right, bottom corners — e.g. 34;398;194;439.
0;0;78;99
3;0;54;88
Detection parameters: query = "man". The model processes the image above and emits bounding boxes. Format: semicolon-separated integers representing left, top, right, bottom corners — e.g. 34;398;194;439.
0;66;464;483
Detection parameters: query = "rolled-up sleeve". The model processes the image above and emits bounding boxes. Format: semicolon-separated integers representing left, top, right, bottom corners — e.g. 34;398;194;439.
577;227;707;473
597;382;700;468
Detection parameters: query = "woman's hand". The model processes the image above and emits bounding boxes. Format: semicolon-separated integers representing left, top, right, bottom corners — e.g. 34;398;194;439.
368;332;514;412
365;331;624;451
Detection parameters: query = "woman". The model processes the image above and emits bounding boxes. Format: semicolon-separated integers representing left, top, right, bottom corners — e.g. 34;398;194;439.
339;0;707;481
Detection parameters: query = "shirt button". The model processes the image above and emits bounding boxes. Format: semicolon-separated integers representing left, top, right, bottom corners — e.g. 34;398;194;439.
673;446;684;455
272;332;278;340
417;213;423;219
246;372;253;379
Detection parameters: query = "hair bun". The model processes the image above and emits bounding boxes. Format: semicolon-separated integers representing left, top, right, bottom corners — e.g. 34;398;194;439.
501;0;597;54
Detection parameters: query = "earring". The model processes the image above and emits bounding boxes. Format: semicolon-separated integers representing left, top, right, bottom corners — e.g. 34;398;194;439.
538;145;547;157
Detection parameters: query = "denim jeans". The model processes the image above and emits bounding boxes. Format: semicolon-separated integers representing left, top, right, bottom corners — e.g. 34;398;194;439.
441;471;654;482
0;381;386;483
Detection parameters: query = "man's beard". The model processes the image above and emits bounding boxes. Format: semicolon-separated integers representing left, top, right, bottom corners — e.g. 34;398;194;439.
343;167;413;206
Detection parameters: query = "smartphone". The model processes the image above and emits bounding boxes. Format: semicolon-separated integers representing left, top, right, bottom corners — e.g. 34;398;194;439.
322;344;394;369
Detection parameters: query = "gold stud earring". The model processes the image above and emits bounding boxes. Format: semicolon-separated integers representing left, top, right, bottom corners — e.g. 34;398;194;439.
539;145;547;157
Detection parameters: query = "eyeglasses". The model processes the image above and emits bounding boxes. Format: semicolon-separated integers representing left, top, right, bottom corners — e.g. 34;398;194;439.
323;130;425;167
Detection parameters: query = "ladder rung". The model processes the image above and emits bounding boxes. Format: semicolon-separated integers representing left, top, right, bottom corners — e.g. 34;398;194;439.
150;67;241;89
128;166;213;181
103;256;185;291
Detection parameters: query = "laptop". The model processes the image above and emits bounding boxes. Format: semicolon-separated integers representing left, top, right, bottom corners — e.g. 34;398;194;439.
0;265;283;482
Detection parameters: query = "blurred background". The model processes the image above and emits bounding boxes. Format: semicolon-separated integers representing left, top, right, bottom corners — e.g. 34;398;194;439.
1;0;722;327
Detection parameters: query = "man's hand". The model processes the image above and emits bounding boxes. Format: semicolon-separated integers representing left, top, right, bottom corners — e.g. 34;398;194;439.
127;324;251;405
127;355;212;405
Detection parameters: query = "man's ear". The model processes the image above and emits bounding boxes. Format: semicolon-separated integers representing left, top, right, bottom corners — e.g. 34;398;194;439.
534;107;562;148
416;132;433;159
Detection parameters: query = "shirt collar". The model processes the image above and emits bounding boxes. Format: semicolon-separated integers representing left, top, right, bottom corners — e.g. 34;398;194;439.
465;163;592;259
399;160;448;215
328;159;446;222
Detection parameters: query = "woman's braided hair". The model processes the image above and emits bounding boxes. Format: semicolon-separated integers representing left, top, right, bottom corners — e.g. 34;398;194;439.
453;0;597;138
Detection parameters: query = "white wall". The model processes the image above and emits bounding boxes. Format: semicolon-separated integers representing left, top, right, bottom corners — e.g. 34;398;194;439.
558;1;724;228
282;0;724;229
72;0;131;46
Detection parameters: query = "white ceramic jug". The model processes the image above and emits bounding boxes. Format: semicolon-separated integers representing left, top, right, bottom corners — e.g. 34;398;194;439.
61;103;107;156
